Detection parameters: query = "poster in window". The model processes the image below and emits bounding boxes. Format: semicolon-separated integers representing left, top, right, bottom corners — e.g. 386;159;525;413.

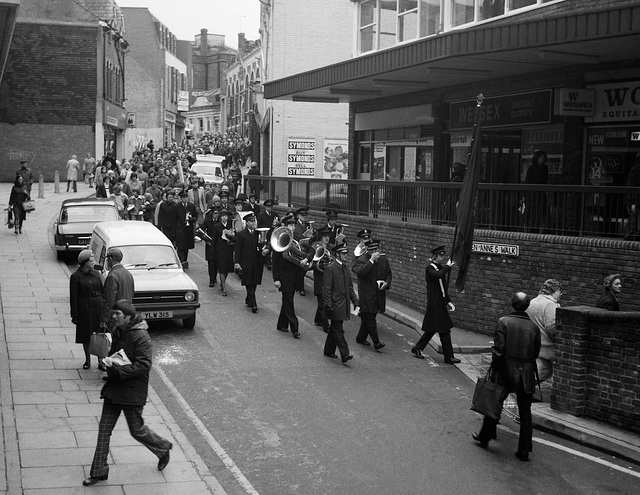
323;139;349;180
404;147;417;181
373;145;386;180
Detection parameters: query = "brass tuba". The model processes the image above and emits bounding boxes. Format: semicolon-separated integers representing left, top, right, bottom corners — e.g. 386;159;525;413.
270;226;308;262
312;243;333;270
354;241;368;257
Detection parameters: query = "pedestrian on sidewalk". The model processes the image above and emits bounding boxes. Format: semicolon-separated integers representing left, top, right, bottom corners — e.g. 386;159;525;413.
595;273;622;311
526;278;562;382
472;292;541;462
322;242;359;363
9;175;30;235
101;248;135;346
66;154;82;192
16;160;34;196
411;245;461;364
83;300;173;486
70;250;103;369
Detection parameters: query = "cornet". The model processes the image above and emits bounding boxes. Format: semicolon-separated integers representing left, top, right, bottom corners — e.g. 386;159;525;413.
256;227;270;246
195;227;213;245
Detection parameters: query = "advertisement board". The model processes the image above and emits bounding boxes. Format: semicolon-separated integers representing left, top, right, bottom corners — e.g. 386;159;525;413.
322;138;348;179
287;138;316;176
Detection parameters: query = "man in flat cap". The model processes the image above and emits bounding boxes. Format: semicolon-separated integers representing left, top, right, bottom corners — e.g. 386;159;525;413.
411;245;461;364
525;278;562;383
323;243;359;363
352;239;391;351
234;213;268;313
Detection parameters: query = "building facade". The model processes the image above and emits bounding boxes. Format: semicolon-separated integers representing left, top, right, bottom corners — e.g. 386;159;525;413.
0;0;126;181
121;7;187;157
259;0;353;179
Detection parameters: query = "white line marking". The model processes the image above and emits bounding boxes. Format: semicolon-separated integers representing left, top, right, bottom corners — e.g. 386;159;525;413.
533;437;640;478
155;366;260;494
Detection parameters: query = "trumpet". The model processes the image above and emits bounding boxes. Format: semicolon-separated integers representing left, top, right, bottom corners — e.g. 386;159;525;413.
195;227;213;245
256;227;270;246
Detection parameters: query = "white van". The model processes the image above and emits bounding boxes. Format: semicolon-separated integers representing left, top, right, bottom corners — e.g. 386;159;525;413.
90;221;200;328
190;154;225;184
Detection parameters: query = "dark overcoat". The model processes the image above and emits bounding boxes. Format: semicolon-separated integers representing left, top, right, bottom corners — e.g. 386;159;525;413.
273;249;307;292
70;267;103;344
421;261;453;334
234;227;264;286
322;260;358;321
492;311;541;394
595;290;620;311
352;253;392;314
201;209;218;261
101;317;151;406
212;220;235;273
173;201;198;251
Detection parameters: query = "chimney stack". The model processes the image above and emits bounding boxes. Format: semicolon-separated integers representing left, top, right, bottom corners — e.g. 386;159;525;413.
237;33;246;57
200;28;208;55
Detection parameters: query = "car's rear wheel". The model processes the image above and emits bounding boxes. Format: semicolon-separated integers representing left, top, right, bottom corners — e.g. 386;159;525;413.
182;313;196;329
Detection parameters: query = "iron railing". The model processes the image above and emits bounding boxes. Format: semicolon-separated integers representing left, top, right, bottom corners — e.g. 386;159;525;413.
244;177;639;239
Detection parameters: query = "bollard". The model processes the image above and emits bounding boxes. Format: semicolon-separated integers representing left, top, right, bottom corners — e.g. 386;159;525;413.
54;170;60;193
38;174;44;198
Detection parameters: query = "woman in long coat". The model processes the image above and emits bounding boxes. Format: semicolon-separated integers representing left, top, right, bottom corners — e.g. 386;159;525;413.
9;175;30;234
70;250;103;369
201;207;219;287
212;209;235;296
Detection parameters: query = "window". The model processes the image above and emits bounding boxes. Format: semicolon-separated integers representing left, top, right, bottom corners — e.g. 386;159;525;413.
379;0;397;49
359;0;377;52
398;0;418;42
419;0;440;37
480;0;504;21
452;0;475;27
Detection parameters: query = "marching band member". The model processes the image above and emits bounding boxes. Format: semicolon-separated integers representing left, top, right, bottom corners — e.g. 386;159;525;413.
245;193;262;216
257;199;280;270
322;243;359;363
318;209;340;245
352;239;392;351
312;226;333;333
273;214;313;339
234;213;268;314
212;209;235;296
201;205;220;287
293;206;311;296
172;191;197;269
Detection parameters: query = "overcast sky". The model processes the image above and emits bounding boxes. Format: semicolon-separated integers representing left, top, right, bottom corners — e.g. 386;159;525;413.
116;0;261;47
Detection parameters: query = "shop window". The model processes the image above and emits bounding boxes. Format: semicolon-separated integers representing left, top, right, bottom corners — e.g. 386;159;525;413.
373;145;387;180
359;144;372;178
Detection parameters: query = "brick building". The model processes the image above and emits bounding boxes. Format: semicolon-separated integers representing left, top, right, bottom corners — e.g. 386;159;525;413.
0;0;127;182
120;7;187;157
259;0;353;179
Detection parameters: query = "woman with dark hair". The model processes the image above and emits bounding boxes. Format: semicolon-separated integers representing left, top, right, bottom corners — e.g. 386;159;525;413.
9;175;30;234
595;274;622;311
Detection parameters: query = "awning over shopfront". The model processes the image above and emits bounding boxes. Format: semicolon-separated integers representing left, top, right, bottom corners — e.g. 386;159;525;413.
0;0;20;83
264;4;640;105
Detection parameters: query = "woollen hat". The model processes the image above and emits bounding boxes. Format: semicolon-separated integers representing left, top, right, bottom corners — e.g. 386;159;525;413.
113;299;137;317
540;279;562;295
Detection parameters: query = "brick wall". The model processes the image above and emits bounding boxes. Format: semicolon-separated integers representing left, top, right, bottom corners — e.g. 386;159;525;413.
285;208;640;336
555;307;640;433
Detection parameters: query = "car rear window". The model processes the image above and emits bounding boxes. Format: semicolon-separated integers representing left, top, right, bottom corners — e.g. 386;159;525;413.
118;245;181;269
60;205;119;224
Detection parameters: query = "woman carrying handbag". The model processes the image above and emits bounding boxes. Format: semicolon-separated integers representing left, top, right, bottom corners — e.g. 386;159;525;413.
472;292;541;462
8;175;30;234
70;250;104;369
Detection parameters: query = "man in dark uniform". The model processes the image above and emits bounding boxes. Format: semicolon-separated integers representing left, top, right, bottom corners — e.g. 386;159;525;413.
472;292;541;462
311;226;332;332
234;213;268;313
352;239;392;351
273;214;312;338
257;199;279;270
317;209;340;245
323;242;359;363
173;191;197;268
293;206;311;296
411;245;461;364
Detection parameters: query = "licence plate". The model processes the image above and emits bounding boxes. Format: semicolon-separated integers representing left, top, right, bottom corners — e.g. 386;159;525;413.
142;311;173;319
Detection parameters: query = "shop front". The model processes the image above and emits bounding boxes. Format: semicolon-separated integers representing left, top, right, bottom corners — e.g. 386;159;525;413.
103;101;126;158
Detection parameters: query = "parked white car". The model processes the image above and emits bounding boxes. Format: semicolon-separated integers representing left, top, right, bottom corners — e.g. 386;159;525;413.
90;221;200;328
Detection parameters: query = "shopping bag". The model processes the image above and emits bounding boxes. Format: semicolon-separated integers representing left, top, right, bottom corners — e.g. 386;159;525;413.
470;369;507;420
5;208;13;228
88;332;110;357
22;200;35;212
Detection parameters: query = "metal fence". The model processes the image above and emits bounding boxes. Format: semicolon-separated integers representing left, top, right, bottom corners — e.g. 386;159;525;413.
247;177;639;239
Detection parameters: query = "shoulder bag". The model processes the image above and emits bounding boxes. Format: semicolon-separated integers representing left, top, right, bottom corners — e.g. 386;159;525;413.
22;200;35;212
